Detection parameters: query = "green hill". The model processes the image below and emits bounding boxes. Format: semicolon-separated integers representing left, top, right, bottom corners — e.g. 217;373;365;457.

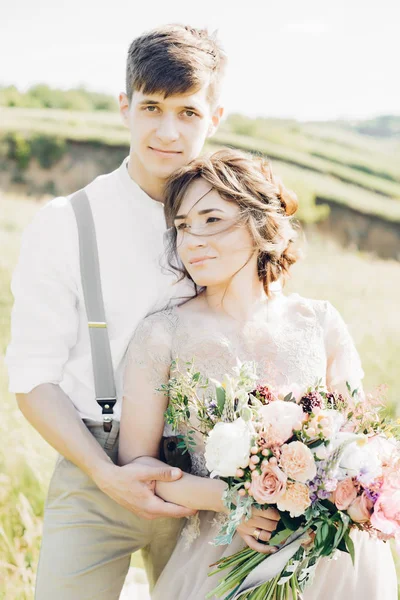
1;106;400;224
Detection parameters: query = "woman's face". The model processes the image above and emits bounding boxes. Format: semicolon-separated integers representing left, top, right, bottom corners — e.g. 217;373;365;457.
173;178;257;288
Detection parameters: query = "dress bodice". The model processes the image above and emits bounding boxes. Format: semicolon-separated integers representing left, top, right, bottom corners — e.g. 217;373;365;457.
124;292;364;477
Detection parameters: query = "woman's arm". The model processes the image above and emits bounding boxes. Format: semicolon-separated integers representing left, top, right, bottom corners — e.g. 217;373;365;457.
119;312;227;513
119;312;280;553
132;456;228;513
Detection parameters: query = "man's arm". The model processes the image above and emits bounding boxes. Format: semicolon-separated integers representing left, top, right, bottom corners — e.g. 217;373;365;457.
16;384;195;519
7;200;194;520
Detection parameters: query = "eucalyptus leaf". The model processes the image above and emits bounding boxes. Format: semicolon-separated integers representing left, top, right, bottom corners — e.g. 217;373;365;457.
344;531;355;566
333;520;344;549
216;385;226;414
240;405;252;422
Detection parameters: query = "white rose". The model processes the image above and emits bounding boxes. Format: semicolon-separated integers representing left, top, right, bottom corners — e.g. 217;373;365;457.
322;409;345;439
205;418;253;478
259;400;305;443
313;444;330;460
339;441;382;484
367;435;398;464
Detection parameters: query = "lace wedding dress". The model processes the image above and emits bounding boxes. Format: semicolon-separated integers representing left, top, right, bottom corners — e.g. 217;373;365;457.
126;291;397;600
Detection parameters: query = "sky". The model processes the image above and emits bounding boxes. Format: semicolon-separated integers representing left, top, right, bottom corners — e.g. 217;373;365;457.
1;0;399;121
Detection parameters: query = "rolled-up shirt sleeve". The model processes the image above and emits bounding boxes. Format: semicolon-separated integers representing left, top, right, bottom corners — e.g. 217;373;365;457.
6;197;79;393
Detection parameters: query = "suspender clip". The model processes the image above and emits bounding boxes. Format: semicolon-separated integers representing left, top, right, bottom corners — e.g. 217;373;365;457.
97;397;117;432
102;415;113;433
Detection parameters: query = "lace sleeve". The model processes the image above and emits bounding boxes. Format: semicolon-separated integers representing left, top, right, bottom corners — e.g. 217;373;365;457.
320;301;364;396
120;310;178;462
124;309;178;394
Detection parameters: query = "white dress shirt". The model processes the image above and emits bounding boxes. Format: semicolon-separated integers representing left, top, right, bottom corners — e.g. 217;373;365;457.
6;158;195;420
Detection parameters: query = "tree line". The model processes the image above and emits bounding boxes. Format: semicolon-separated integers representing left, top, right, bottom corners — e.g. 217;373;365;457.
0;84;118;112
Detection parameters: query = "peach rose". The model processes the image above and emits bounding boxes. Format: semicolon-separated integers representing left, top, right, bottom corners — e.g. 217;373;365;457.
250;461;287;504
348;492;374;523
279;441;317;483
277;481;311;517
332;478;358;510
371;487;400;536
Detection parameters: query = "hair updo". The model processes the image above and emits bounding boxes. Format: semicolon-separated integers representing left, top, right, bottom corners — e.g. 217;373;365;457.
163;148;300;296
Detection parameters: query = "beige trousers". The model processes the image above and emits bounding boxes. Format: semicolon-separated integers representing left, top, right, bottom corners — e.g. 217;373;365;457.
35;420;184;600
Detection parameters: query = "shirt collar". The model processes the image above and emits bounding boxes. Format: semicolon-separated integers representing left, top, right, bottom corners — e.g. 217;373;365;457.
119;157;164;212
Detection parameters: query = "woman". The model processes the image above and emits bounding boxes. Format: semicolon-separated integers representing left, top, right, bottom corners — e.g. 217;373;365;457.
119;149;397;599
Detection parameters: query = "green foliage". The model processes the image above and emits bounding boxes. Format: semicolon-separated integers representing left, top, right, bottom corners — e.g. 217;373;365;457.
216;385;226;416
6;132;31;170
228;113;260;137
161;360;213;444
0;84;118;112
0;85;36;108
350;115;400;139
4;132;66;171
30;135;66;169
213;491;254;546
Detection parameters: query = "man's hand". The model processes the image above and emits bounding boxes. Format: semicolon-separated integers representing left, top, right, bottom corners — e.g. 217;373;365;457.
93;460;197;520
236;507;280;554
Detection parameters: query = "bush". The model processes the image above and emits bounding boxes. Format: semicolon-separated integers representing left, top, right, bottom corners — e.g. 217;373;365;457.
3;133;67;172
6;133;31;170
30;135;66;169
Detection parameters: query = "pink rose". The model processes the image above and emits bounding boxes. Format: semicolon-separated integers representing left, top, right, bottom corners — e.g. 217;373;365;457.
371;488;400;536
277;481;311;517
279;441;317;483
259;401;305;445
332;478;358;510
250;461;287;504
348;492;374;523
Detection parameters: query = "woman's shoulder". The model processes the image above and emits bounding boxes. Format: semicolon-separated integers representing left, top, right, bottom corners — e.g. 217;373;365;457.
132;307;179;348
284;292;337;326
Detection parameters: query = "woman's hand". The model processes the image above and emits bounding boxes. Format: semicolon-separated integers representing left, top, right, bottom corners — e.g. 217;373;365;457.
236;507;280;554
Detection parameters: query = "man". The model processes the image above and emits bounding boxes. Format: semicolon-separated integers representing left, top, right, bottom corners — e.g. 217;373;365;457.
6;24;277;600
6;24;226;599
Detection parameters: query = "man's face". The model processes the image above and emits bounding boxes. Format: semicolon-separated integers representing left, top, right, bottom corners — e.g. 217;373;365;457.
120;85;223;183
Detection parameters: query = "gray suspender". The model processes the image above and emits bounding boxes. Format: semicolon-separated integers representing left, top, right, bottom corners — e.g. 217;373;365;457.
70;189;117;432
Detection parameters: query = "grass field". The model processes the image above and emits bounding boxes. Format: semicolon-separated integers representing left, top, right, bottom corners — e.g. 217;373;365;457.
0;193;399;598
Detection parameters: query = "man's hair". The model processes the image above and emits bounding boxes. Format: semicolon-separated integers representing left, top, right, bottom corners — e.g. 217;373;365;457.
126;24;227;106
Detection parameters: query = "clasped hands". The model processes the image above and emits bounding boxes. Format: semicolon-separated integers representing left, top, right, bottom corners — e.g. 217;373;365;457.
98;456;279;555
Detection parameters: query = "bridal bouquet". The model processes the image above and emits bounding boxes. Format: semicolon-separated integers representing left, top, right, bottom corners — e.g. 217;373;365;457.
160;359;400;600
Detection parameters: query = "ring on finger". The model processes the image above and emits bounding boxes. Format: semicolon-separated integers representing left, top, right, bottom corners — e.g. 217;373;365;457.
252;527;262;541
